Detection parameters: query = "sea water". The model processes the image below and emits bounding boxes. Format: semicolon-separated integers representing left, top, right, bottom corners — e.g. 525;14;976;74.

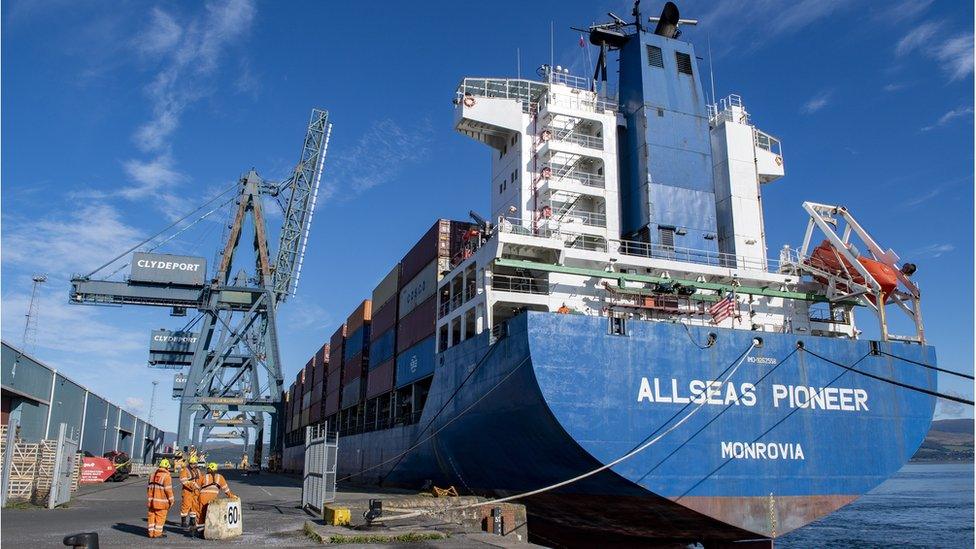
780;463;974;548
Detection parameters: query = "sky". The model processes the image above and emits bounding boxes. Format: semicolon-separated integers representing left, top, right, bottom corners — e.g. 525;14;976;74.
2;0;973;434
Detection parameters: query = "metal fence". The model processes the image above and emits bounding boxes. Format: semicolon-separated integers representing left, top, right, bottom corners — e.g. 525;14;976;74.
47;423;78;508
302;424;337;515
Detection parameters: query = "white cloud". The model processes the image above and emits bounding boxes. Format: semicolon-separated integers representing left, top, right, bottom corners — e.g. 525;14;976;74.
321;118;433;202
137;7;182;56
871;0;933;25
697;0;852;55
125;397;146;414
882;82;907;92
895;20;973;82
800;90;832;114
120;155;186;199
921;106;973;131
2;203;143;276
910;243;954;258
124;0;256;213
936;392;972;419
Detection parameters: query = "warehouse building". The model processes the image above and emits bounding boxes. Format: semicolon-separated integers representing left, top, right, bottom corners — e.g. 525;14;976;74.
1;341;165;463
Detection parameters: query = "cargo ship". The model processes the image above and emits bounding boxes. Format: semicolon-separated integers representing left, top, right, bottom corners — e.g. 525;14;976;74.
281;3;936;545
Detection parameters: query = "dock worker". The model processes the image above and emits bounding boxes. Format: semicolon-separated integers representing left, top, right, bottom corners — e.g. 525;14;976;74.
188;445;197;462
239;452;249;470
179;456;202;530
147;458;175;538
197;462;236;535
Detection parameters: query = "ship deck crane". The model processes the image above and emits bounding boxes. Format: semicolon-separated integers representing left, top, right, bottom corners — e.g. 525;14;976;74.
69;109;332;466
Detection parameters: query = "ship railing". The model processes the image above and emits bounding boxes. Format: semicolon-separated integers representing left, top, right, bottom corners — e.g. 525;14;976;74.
547;165;605;188
540;89;617;114
456;77;547;113
613;239;779;272
554;209;607;228
438;300;450;318
546;127;604;150
491;273;549;295
495;217;607;251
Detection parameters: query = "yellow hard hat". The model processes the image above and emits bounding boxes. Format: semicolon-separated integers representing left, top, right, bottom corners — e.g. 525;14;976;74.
189;456;198;465
207;462;218;471
159;458;171;469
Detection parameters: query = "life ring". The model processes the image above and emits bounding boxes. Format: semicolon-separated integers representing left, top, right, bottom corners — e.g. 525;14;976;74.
775;156;783;166
463;95;476;107
541;129;552;141
541;167;552;179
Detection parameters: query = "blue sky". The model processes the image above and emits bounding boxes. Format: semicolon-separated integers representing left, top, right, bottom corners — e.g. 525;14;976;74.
2;0;973;433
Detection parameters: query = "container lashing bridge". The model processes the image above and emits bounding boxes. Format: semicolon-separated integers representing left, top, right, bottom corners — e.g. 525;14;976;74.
68;109;332;466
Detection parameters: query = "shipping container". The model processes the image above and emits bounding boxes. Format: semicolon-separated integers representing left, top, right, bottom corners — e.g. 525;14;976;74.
397;295;437;353
304;358;315;391
327;368;341;393
370;299;397;337
324;390;340;416
396;336;436;387
369;328;396;369
366;359;395;399
341;378;362;409
371;264;400;309
309;402;323;424
301;409;309;428
343;352;367;384
314;344;329;380
399;257;449;319
399;220;472;285
328;325;346;374
311;381;324;406
344;326;369;362
346;299;372;335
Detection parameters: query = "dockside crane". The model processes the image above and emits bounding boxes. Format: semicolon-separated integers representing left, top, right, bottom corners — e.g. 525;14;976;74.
69;109;332;467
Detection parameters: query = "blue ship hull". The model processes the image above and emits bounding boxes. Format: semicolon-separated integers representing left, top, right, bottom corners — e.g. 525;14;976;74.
340;311;936;542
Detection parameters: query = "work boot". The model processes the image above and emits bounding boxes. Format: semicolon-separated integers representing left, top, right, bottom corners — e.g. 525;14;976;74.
187;517;197;532
181;516;188;528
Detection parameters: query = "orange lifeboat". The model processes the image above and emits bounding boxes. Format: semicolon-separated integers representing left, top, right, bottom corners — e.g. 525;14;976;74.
807;240;898;304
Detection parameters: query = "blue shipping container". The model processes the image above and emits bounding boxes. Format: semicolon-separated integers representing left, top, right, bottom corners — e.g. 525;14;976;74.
369;329;396;370
344;325;370;362
395;336;435;388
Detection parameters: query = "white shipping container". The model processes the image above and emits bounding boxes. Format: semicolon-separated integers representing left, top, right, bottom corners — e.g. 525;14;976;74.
398;257;448;319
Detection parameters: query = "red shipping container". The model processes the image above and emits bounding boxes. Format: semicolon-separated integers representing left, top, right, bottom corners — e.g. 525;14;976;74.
327;368;341;394
346;300;373;335
397;295;437;353
314;344;329;379
343;352;366;384
324;390;340;416
328;324;346;374
366;359;395;399
370;299;397;338
304;358;315;389
309;401;323;424
400;220;473;286
311;381;324;405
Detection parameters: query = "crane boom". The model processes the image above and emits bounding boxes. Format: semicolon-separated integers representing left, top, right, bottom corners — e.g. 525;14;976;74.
271;108;331;302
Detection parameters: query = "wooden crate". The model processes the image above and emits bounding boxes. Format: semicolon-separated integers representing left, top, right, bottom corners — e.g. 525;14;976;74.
32;439;58;503
70;452;83;492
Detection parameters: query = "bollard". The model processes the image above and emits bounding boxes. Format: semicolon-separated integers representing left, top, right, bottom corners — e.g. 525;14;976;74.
62;532;99;549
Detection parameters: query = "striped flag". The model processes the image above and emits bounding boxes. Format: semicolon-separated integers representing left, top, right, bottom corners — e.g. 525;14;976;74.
709;292;738;324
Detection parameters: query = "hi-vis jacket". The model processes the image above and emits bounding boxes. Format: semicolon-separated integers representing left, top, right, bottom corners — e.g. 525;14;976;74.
147;467;175;510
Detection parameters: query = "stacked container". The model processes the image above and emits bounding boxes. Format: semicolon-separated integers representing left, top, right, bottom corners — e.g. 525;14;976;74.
341;300;372;409
301;359;313;427
395;220;469;388
309;343;328;424
325;325;346;418
367;265;399;399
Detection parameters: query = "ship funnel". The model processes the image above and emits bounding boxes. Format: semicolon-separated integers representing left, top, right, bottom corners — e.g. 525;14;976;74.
652;2;681;38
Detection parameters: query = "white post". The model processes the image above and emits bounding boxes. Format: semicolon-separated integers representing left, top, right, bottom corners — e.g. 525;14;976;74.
78;390;89;450
44;369;57;439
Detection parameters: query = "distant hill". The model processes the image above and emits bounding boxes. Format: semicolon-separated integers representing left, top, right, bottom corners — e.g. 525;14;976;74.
912;419;973;462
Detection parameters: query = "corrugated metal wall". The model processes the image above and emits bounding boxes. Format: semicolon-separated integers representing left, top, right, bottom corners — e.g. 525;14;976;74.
1;341;165;462
82;395;109;455
48;374;86;440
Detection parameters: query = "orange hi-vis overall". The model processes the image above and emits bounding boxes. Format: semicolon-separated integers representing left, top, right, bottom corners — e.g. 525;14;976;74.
197;472;235;527
146;467;175;538
179;466;202;521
